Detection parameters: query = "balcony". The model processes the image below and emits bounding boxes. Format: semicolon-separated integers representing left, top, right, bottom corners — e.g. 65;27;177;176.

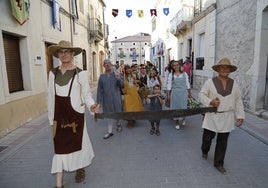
170;5;194;36
89;18;103;42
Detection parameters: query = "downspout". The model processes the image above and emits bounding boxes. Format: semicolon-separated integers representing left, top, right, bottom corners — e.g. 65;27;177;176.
68;0;73;44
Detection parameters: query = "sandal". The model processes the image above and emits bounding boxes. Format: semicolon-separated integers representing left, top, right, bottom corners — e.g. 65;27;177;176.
75;168;85;183
150;127;155;135
155;129;160;136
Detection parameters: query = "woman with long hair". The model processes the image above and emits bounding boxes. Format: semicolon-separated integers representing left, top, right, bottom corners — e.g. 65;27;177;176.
166;60;192;129
122;65;144;127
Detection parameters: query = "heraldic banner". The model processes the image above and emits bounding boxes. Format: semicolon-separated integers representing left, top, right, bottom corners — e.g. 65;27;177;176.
10;0;28;25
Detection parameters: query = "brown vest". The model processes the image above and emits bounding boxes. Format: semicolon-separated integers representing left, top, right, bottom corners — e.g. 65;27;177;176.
53;68;84;154
212;77;234;96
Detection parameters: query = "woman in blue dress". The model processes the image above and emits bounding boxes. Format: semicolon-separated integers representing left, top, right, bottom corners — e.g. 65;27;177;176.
166;61;192;129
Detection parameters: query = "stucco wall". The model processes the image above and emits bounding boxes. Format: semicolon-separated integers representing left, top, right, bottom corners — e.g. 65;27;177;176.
0;92;47;138
215;0;257;110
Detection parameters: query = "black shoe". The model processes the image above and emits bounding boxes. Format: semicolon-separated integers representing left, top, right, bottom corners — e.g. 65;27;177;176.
202;153;208;159
215;166;227;175
103;133;114;139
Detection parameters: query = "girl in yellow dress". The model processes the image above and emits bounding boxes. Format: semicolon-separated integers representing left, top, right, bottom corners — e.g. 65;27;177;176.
123;65;144;127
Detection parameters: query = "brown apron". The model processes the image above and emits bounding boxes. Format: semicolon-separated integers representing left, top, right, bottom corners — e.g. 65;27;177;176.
53;68;84;154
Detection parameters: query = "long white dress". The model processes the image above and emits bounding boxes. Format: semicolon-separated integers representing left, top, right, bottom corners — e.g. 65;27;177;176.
47;68;95;173
199;78;245;133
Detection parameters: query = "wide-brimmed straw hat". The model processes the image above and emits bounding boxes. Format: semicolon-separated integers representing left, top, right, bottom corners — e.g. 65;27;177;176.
48;40;82;58
212;57;237;72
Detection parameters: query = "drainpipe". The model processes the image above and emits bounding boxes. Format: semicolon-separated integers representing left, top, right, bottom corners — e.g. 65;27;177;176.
68;0;73;44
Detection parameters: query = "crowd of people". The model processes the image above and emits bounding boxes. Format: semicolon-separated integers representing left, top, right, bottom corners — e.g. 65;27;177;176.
47;40;245;187
96;57;194;138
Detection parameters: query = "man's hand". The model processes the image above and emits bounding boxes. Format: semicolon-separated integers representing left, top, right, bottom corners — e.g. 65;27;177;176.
210;97;220;107
236;119;244;127
90;104;100;113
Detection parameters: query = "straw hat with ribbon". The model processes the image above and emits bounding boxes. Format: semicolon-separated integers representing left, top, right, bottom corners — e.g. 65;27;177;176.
48;40;82;58
212;57;237;72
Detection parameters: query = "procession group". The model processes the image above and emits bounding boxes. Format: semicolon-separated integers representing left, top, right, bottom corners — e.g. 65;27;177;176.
47;41;245;187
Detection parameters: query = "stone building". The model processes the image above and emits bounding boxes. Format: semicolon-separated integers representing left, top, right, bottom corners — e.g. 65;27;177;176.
153;0;268;117
0;0;108;137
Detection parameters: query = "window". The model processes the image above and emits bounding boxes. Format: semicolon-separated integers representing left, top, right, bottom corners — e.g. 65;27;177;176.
199;33;205;57
152;20;156;32
92;52;97;81
179;42;183;59
3;34;24;93
194;0;202;15
79;0;84;14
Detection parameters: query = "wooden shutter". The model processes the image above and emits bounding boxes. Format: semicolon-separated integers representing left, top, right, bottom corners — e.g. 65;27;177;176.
3;34;24;93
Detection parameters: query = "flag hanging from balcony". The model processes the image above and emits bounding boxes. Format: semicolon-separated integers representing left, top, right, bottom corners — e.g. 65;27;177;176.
10;0;28;25
126;10;132;18
150;9;157;16
137;10;144;18
52;0;61;31
112;9;119;17
163;8;169;16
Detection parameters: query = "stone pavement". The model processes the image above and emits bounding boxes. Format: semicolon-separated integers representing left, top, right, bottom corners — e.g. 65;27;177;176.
0;89;268;188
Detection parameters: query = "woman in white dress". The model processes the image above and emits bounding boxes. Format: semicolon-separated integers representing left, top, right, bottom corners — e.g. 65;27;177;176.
48;41;99;188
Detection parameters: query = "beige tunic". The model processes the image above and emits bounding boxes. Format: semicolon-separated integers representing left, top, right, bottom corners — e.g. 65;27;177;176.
199;78;245;133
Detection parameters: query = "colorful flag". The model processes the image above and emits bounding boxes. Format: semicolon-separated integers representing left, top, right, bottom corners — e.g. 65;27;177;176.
112;9;119;17
150;9;157;16
163;8;169;16
52;0;61;31
126;10;132;18
137;10;144;18
10;0;28;25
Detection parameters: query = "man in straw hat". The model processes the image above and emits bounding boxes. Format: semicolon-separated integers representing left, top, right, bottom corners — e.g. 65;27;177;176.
199;57;245;175
47;40;99;187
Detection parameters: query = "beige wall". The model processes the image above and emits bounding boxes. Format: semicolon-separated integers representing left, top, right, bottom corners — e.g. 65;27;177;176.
0;93;47;137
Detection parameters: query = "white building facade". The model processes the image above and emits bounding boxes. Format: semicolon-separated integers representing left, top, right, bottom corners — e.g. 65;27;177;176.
0;0;108;137
110;33;151;66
